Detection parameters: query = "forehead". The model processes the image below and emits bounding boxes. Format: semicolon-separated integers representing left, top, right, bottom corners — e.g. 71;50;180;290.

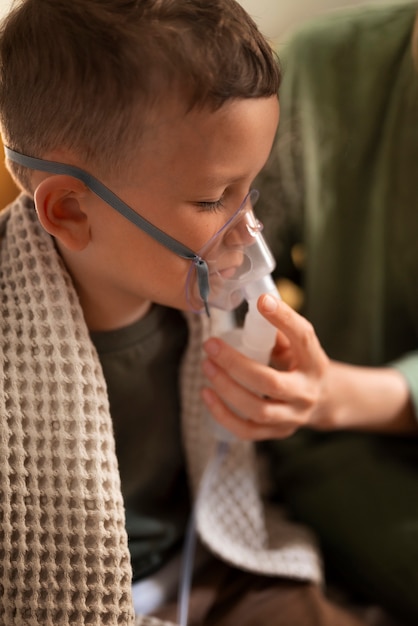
125;96;280;193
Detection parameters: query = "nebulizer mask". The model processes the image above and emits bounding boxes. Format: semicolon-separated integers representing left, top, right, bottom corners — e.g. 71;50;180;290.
186;188;280;364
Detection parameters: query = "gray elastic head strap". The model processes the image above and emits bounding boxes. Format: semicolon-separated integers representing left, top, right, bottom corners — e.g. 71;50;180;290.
4;146;210;315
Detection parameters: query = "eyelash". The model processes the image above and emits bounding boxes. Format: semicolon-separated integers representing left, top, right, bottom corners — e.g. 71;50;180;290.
196;198;225;213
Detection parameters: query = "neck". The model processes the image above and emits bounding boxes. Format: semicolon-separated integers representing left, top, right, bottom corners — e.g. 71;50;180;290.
55;241;153;331
81;297;153;332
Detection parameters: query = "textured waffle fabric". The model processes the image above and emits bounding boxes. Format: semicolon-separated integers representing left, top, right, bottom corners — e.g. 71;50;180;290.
0;195;322;625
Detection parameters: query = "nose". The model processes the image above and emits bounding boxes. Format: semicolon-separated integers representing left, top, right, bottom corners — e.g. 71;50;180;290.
222;209;262;249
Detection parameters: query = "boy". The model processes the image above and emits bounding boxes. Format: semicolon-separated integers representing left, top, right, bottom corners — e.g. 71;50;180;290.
0;1;372;625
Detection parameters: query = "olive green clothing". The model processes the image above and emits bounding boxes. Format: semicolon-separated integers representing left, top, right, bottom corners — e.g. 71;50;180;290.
90;306;190;581
266;431;418;625
255;4;418;624
256;2;418;412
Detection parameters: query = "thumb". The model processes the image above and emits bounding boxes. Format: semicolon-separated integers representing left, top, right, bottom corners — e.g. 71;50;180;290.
257;293;299;336
258;292;282;317
258;292;324;368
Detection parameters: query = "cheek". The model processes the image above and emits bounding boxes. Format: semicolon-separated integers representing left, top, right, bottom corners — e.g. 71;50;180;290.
164;210;230;255
127;235;191;295
103;205;227;299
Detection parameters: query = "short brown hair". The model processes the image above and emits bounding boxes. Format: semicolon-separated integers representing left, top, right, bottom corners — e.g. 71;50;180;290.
0;0;281;188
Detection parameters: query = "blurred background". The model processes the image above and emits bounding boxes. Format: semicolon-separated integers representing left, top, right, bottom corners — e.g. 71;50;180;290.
238;0;409;43
0;0;410;42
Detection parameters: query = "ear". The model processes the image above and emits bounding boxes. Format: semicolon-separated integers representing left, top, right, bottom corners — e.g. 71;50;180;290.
34;175;91;251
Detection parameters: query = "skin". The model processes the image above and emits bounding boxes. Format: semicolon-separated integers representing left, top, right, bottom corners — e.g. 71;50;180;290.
30;94;417;440
32;96;280;329
202;288;417;438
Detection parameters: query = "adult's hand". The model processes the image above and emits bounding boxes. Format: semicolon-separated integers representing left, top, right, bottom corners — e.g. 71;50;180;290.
201;295;416;440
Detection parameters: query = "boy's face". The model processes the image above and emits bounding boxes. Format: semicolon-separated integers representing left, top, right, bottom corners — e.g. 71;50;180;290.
56;96;279;329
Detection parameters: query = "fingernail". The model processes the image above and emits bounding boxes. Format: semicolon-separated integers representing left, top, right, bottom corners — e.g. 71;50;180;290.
262;294;278;313
204;338;221;356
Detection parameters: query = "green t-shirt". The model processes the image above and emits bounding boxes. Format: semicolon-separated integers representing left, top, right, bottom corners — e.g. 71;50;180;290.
91;305;190;581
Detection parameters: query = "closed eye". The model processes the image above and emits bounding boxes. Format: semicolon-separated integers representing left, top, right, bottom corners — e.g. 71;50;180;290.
196;198;225;213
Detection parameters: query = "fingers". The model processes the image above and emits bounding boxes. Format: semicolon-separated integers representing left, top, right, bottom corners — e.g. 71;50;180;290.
201;385;301;441
201;339;320;430
258;294;324;368
202;356;278;418
203;334;321;405
203;337;296;403
201;297;331;441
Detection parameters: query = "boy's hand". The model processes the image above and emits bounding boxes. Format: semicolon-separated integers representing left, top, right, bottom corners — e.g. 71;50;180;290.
201;295;331;440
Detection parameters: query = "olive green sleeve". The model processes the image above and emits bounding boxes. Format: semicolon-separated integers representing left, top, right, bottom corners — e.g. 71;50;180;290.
390;353;418;421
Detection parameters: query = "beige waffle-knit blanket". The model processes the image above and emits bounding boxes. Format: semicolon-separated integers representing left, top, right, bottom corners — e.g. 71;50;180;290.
0;195;321;625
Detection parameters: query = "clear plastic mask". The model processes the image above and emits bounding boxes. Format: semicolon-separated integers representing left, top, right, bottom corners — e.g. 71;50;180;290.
185;189;276;312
